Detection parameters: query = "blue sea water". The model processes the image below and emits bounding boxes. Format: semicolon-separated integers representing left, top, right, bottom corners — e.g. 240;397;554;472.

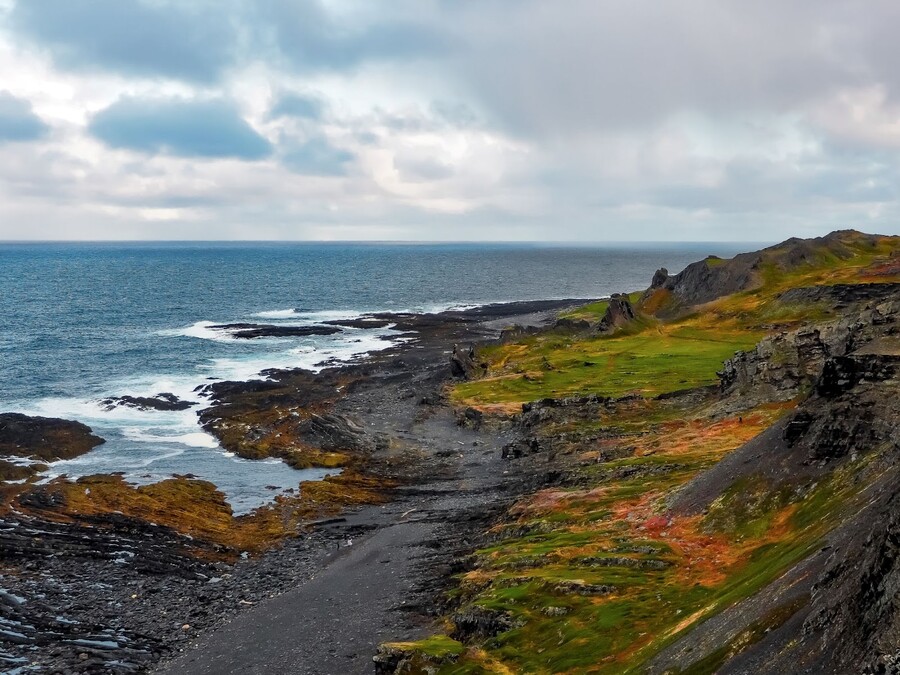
0;242;750;512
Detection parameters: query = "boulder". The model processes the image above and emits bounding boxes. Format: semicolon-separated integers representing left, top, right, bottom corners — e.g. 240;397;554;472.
451;605;519;641
651;268;669;288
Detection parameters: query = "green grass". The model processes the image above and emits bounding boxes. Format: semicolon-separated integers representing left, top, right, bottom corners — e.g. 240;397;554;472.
454;325;758;407
559;299;609;322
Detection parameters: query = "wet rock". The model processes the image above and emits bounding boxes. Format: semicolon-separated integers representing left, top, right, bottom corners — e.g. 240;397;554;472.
0;413;105;463
101;393;196;412
210;323;342;339
323;318;393;329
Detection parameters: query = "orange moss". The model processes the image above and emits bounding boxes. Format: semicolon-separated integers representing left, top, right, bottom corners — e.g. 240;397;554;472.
13;471;392;555
639;287;675;315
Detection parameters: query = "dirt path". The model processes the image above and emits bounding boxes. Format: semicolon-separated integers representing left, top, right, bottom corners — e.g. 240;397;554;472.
159;404;519;674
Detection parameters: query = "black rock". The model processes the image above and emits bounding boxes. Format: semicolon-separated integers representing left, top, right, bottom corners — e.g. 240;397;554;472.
0;413;105;462
210;323;342;339
598;295;636;332
450;344;484;380
101;393;197;412
651;268;669;288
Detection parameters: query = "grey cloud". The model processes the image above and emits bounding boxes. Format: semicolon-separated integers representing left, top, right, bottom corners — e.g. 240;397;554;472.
10;0;238;83
393;153;454;182
269;93;325;120
280;136;353;175
256;0;450;72
89;97;272;160
439;0;876;136
0;92;49;143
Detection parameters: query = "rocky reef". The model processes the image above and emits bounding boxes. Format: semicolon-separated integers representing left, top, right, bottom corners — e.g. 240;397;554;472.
0;413;105;482
101;392;197;412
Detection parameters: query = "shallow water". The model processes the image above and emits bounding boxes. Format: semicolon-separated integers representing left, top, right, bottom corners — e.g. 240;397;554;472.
0;241;750;511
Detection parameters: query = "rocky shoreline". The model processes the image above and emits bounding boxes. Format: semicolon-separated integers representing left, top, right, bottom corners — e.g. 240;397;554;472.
7;230;900;675
0;298;584;674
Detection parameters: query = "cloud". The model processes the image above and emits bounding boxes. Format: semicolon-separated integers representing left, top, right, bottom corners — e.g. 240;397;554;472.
269;93;325;120
10;0;237;83
88;97;273;159
281;136;353;175
393;151;454;182
438;0;874;136
256;0;450;72
0;91;49;143
2;1;900;241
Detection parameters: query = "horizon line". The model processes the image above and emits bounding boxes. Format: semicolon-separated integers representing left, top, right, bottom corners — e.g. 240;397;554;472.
0;239;775;245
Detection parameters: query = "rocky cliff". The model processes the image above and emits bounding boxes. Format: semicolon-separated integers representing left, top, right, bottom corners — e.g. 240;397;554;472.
387;229;900;674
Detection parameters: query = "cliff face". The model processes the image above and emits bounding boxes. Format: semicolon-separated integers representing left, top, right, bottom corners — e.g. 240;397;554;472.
717;295;900;410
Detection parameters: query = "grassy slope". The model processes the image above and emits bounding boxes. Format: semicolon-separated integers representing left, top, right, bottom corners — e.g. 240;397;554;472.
453;232;898;412
397;231;900;673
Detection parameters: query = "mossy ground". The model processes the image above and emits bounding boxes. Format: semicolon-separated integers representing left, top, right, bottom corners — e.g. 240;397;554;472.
405;402;877;674
452;324;760;410
12;471;390;556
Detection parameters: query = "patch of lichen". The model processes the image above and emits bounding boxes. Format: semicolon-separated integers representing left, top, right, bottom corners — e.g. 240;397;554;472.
13;471;391;555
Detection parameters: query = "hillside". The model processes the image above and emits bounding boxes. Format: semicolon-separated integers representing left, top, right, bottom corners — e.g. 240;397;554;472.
379;230;900;674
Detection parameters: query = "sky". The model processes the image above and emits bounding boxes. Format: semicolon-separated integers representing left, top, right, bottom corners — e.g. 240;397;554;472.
0;1;899;242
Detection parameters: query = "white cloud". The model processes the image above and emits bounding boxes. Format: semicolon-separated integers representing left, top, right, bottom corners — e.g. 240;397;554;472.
0;0;898;240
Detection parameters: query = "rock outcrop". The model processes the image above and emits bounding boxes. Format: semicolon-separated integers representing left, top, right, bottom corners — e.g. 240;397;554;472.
210;323;342;339
296;413;386;453
101;392;197;412
650;230;881;313
597;294;636;332
717;294;900;409
0;413;105;463
450;344;485;380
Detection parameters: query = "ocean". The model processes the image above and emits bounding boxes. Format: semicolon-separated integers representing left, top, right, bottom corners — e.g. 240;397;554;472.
0;241;750;512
